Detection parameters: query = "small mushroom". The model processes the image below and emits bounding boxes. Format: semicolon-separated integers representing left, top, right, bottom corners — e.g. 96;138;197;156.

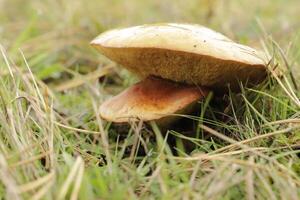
99;76;208;123
91;23;268;124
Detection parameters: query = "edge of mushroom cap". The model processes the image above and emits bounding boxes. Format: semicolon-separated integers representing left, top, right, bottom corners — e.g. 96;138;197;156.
91;23;270;66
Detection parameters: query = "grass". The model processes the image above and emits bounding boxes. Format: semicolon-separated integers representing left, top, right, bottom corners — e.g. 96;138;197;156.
0;0;299;199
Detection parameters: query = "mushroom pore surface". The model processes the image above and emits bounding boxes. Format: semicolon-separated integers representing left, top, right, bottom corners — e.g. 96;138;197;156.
92;46;266;91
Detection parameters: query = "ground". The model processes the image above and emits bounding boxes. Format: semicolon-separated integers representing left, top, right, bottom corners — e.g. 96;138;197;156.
0;0;299;199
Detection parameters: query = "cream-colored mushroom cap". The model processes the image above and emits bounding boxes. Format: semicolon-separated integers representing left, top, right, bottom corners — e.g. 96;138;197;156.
100;76;208;123
91;23;268;90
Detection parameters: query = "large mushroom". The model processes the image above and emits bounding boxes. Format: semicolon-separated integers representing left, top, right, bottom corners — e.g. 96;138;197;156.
91;23;268;123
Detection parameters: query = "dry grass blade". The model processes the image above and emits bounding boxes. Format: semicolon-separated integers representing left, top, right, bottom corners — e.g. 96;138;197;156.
70;159;84;200
31;179;54;200
212;126;300;154
246;157;254;200
255;169;277;200
211;147;268;157
5;137;48;160
197;125;300;185
189;160;201;189
268;64;300;108
54;65;113;92
57;156;84;200
0;45;15;79
54;121;101;134
174;154;264;169
0;154;21;200
265;118;300;126
20;50;47;110
18;171;55;193
174;154;300;187
9;150;52;169
129;120;144;162
92;98;113;174
272;40;298;90
139;165;162;197
205;170;245;199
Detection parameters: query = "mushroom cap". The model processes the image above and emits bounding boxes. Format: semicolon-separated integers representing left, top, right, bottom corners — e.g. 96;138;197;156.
100;76;208;123
91;23;269;90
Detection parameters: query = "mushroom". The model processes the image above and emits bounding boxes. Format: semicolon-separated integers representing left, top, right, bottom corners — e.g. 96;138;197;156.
99;76;208;123
91;23;268;123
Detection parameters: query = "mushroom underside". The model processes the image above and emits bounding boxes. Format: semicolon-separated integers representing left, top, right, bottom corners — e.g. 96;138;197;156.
93;46;267;91
100;76;208;123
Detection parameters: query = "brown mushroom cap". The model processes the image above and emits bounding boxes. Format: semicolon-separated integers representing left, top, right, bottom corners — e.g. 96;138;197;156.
91;23;269;90
100;76;208;123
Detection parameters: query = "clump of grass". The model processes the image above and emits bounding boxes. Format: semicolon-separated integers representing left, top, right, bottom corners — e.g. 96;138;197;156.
0;0;299;199
1;35;299;200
